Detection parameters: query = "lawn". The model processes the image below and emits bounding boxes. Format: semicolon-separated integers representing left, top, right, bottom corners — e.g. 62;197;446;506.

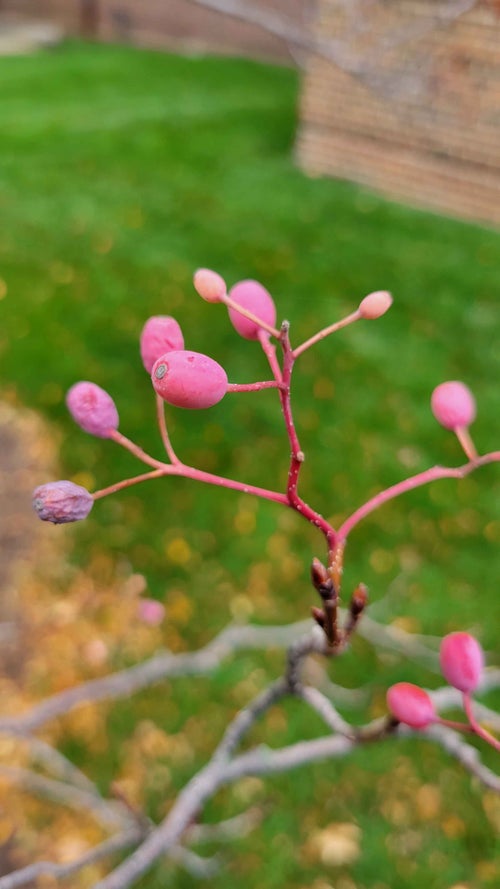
0;40;499;888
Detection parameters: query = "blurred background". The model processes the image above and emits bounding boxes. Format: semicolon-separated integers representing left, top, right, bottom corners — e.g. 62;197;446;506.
0;2;499;887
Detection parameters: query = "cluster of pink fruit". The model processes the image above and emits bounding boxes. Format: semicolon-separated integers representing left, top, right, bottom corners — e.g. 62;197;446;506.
32;271;394;523
30;269;498;747
387;632;500;751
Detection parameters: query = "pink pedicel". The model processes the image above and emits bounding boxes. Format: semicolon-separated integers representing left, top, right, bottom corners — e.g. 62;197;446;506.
33;480;94;524
193;268;227;303
386;682;436;729
151;350;228;409
140;315;184;373
440;632;484;693
137;598;166;625
358;290;393;320
66;381;119;438
431;381;476;431
227;279;277;340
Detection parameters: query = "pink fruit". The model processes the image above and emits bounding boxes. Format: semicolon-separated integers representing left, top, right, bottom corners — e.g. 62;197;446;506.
431;381;476;430
151;350;228;409
228;279;276;340
33;480;94;524
386;682;436;729
140;315;184;373
137;598;165;625
440;632;484;693
193;268;227;303
66;381;119;438
358;290;393;319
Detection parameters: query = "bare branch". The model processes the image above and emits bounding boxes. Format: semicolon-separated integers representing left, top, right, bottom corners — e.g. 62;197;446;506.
0;620;310;735
0;827;143;889
0;765;131;831
169;846;221;878
0;729;100;794
298;685;353;736
185;806;263;844
423;724;500;792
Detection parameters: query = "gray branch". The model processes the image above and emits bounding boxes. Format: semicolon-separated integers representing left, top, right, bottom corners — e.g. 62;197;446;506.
0;828;143;889
0;620;311;734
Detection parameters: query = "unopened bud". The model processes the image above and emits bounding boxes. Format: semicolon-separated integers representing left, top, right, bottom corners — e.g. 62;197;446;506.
33;480;94;524
386;682;436;729
349;583;368;616
228;279;277;340
140;315;184;373
66;381;119;438
358;290;393;320
152;350;228;409
440;632;484;693
311;557;329;590
431;381;476;431
193;268;227;303
311;556;335;600
311;606;325;628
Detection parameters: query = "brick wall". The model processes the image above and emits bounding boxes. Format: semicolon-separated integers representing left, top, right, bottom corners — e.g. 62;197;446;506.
296;1;500;226
1;0;312;63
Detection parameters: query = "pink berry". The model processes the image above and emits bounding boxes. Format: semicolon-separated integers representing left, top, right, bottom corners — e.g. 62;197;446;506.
358;290;393;319
440;632;484;693
66;381;119;438
228;279;277;340
140;316;184;373
431;381;476;430
137;598;165;626
193;268;227;303
151;350;228;409
33;480;94;524
386;682;436;729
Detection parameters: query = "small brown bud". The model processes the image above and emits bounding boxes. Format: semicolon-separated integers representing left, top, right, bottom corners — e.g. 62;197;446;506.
311;557;328;587
311;606;325;628
311;557;335;600
350;583;368;616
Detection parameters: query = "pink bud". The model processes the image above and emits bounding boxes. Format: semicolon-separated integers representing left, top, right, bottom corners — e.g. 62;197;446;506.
386;682;436;729
431;381;476;430
33;480;94;524
440;632;484;693
358;290;393;319
66;381;119;438
137;598;165;625
228;279;277;340
140;315;184;373
193;268;227;303
151;350;228;409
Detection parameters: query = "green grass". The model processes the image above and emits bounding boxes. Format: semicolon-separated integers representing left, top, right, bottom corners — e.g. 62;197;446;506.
1;41;499;888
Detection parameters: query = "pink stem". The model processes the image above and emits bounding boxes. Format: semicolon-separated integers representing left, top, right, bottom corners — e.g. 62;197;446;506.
258;329;283;383
463;692;500;752
108;429;166;470
455;426;478;461
93;469;166;499
221;294;281;339
93;460;289;508
436;716;473;732
226;380;282;393
279;325;337;553
155;393;180;464
293;309;361;359
337;452;500;542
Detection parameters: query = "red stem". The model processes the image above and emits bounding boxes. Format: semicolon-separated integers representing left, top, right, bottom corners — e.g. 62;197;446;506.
226;380;282;393
463;692;500;752
155;393;180;464
278;324;337;555
337;452;500;542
